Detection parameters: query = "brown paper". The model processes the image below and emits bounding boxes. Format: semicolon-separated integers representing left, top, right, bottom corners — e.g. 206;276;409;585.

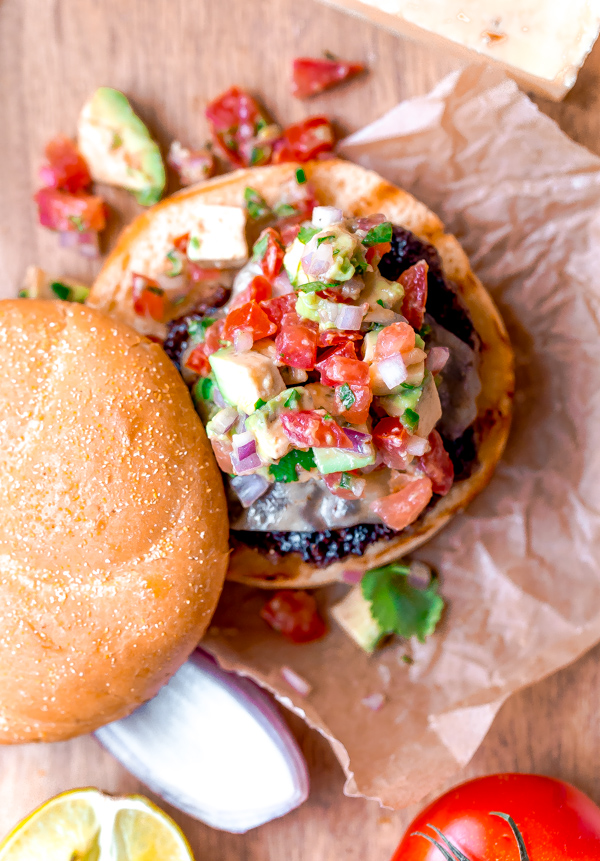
204;64;600;808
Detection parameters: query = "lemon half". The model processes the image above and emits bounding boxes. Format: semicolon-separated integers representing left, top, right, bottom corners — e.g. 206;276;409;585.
0;788;194;861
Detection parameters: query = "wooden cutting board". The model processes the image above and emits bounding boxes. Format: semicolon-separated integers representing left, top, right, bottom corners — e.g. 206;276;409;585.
2;1;600;857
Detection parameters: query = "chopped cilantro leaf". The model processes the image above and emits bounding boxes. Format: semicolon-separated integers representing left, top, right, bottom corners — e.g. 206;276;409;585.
295;167;306;184
165;249;183;277
255;117;268;133
370;322;385;332
244;187;271;221
324;49;337;61
275;202;297;217
18;289;28;299
376;299;386;307
188;235;201;255
252;234;269;261
361;562;444;643
338;383;356;410
339;473;352;489
400;382;418;390
50;281;71;301
284;389;302;408
317;234;335;247
351;251;368;274
400;408;420;433
418;323;432;338
68;215;85;232
254;398;267;410
250;146;268;166
198;378;213;400
188;317;216;342
362;222;393;247
296;281;335;293
269;448;316;483
297;225;320;244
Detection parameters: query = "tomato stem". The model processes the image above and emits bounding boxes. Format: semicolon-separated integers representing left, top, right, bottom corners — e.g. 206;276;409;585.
490;812;530;861
412;827;470;861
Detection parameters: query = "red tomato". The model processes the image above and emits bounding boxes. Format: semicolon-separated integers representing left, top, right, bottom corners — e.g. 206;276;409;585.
185;319;225;376
261;293;297;328
132;275;166;323
256;227;285;280
279;221;302;245
272;117;335;163
334;383;372;424
418;429;454;495
392;774;600;861
205;86;271;167
187;264;222;283
323;471;366;500
260;590;326;644
317;329;363;348
372;417;411;469
316;349;369;387
275;313;318;369
39;135;91;193
35;188;106;232
185;345;211;376
291;57;365;99
370;476;432;530
365;241;392;266
230;275;272;310
281;410;352;449
173;233;190;253
210;438;234;474
400;260;429;330
222;301;277;342
374;322;416;360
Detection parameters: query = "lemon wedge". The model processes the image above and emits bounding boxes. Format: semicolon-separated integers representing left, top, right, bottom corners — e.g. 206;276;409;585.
0;788;194;861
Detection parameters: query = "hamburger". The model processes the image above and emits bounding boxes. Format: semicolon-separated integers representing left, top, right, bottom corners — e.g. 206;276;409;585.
0;300;228;742
88;159;514;589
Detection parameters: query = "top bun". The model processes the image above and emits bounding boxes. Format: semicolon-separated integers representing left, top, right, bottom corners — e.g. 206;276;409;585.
0;300;228;743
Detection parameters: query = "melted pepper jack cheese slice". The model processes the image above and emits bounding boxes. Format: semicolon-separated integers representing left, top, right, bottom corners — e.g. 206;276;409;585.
318;0;600;99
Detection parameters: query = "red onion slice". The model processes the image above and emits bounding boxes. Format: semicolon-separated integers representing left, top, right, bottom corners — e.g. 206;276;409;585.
344;428;372;453
231;473;270;507
312;206;343;228
334;303;365;331
95;649;309;832
377;355;408;389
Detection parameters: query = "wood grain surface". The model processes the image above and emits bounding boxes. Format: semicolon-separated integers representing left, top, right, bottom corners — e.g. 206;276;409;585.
2;1;600;858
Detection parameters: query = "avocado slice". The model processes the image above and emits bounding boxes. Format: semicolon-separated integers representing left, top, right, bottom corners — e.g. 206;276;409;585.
77;87;165;206
331;584;383;653
312;445;375;475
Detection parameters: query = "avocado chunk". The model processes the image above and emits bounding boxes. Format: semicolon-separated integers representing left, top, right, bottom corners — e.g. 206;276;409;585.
312;445;375;475
209;348;285;415
377;384;423;418
245;388;301;463
331;584;383;653
77;87;165;206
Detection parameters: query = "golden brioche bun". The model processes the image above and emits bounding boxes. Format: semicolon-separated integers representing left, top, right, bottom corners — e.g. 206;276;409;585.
0;300;228;743
89;160;514;589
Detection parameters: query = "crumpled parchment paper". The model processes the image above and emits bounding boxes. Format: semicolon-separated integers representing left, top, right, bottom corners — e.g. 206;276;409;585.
204;64;600;808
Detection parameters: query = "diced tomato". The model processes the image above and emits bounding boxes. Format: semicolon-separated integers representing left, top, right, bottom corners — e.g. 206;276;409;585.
334;383;372;424
281;410;353;449
417;429;454;495
372;417;411;469
185;319;225;376
315;344;368;387
317;329;363;348
173;233;190;253
291;57;365;99
230;274;272;310
365;241;392;266
205;86;272;167
279;221;302;245
188;264;222;283
132;274;167;322
260;590;326;644
323;471;366;500
261;293;297;328
222;301;276;343
276;313;318;369
185;345;211;375
374;321;416;360
272;117;335;163
370;476;433;531
39;135;91;193
255;227;285;280
35;188;107;233
210;438;234;474
400;260;428;330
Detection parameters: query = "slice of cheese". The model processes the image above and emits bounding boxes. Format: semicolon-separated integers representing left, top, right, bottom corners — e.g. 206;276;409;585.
319;0;600;99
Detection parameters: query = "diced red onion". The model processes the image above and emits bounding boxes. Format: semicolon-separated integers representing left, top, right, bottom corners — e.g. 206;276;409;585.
406;436;429;456
233;329;254;353
426;346;450;375
280;666;312;697
301;241;333;278
231;450;262;474
210;407;238;435
312;206;343;228
377;355;408;389
345;428;372;453
353;213;386;237
342;569;364;584
232;431;257;461
212;386;226;408
272;271;293;296
361;692;386;711
363;308;405;325
95;649;309;833
340;278;363;300
230;473;270;507
334;303;365;331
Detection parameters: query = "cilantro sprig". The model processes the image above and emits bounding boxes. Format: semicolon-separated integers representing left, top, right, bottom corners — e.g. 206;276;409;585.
269;448;316;483
362;221;393;247
361;562;444;644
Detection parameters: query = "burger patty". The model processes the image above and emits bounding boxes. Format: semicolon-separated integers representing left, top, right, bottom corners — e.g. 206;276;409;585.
166;224;480;568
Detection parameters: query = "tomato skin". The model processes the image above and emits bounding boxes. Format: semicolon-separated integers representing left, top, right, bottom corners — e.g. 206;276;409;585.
272;116;335;163
418;430;454;495
261;293;297;329
205;86;271;167
281;410;352;449
374;321;416;360
257;227;285;280
222;301;277;342
334;383;372;424
231;275;272;310
317;329;363;348
370;476;432;530
392;774;600;861
365;241;392;266
400;260;429;330
373;417;411;469
132;275;166;322
260;590;326;644
40;135;91;193
35;188;106;232
315;342;370;388
291;57;364;99
276;313;318;369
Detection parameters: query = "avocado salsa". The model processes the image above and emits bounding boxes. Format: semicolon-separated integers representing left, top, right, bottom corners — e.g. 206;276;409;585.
161;184;480;565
